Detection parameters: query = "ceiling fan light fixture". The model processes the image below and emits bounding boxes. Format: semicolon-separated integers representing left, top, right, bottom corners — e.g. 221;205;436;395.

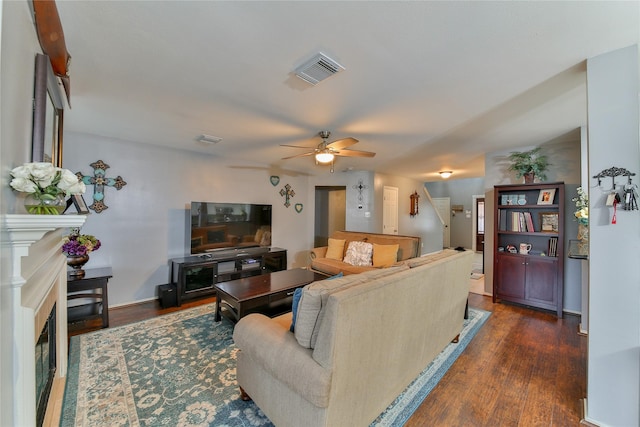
315;151;335;164
439;171;453;179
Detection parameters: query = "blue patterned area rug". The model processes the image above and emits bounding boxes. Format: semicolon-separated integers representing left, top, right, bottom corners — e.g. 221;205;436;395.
61;304;490;427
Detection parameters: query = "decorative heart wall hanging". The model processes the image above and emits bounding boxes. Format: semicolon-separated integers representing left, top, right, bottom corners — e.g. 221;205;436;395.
294;203;303;213
270;176;280;186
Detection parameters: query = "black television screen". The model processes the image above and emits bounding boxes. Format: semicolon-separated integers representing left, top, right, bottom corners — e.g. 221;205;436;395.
190;202;272;254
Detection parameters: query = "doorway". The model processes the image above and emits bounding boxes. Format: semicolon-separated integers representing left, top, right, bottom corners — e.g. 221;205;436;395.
382;186;399;235
314;186;346;247
472;195;485;252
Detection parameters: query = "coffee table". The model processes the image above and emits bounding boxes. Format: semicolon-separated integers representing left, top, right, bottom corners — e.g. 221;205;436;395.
214;268;327;322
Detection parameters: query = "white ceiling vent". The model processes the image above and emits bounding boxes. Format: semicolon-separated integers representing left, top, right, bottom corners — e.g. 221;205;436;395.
197;134;222;144
294;53;345;85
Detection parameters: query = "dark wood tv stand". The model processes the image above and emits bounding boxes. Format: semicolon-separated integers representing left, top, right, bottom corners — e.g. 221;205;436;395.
169;247;287;306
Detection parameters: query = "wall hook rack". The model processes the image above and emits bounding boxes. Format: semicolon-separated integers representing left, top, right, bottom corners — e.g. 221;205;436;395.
593;166;638;211
593;166;635;189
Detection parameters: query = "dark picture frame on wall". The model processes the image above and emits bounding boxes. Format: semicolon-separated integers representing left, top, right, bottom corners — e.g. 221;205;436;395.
32;53;65;167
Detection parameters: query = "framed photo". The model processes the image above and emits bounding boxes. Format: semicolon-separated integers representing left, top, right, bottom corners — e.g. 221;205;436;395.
539;212;559;233
65;194;90;214
537;189;556;205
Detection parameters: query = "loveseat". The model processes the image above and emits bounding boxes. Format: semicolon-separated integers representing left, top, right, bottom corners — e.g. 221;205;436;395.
233;249;473;427
309;230;421;275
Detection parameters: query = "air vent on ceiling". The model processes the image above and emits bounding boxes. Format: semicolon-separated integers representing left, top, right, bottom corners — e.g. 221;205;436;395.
294;52;345;85
197;134;222;144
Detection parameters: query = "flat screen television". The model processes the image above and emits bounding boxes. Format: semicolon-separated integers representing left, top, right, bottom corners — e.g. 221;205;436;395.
190;202;272;254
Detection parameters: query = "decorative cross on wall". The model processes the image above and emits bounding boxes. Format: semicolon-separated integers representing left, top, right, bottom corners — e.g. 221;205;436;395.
279;184;295;208
353;179;368;202
76;160;127;213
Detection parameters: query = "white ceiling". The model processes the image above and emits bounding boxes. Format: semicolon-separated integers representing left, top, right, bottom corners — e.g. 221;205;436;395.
55;1;639;180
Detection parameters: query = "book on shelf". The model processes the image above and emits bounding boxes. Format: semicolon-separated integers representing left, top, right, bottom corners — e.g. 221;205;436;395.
548;237;558;257
524;212;535;232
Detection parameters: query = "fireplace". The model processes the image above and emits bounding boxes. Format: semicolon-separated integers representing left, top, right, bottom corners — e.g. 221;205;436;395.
3;214;86;426
36;304;56;427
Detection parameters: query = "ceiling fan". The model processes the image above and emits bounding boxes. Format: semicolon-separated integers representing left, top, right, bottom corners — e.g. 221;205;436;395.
281;131;375;167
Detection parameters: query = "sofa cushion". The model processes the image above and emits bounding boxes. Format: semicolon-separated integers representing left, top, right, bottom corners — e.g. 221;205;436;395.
290;272;343;332
294;266;410;349
310;258;377;276
330;230;420;261
325;238;346;261
294;274;366;349
372;243;399;267
406;249;458;268
343;241;373;266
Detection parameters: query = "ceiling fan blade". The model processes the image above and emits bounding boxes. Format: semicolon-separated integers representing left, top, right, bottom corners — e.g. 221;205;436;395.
335;150;376;158
280;144;315;149
327;137;359;150
281;152;315;160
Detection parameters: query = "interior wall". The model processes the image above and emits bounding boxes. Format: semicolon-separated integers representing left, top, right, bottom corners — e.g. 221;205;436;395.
585;44;639;427
0;1;48;423
425;177;485;249
374;172;439;255
63;132;312;306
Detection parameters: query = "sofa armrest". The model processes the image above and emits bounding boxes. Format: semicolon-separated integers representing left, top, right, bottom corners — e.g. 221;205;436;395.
310;246;328;260
233;313;331;408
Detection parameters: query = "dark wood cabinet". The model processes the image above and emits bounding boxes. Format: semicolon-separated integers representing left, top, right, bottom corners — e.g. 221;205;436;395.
169;247;287;306
493;183;564;317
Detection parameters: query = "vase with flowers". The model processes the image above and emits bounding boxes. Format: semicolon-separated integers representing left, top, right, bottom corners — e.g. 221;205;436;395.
62;228;101;276
572;187;589;253
9;162;86;214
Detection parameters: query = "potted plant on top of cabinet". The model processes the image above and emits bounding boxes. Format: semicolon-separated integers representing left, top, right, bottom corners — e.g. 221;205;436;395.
508;147;550;184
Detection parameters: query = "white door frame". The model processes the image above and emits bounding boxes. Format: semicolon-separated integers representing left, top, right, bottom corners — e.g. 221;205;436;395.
471;194;485;252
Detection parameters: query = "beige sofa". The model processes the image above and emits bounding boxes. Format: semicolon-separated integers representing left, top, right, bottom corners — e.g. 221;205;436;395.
309;230;421;275
233;249;473;427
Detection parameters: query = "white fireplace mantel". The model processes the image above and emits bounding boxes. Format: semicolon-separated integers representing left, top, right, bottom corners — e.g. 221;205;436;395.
2;214;86;426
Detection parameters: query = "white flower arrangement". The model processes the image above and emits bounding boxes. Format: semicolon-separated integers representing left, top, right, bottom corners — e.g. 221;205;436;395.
10;162;86;213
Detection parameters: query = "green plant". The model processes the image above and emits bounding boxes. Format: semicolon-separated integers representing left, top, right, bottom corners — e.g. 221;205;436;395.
508;147;550;182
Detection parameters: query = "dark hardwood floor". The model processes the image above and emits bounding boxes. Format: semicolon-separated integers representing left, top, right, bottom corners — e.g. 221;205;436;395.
68;293;587;426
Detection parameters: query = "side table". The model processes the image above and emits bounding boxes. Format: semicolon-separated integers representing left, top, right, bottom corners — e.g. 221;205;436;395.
67;267;112;328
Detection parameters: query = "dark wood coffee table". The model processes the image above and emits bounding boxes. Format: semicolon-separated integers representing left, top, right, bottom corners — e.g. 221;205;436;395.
214;268;327;322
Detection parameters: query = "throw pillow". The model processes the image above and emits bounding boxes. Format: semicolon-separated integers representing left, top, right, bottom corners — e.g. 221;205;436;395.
325;238;346;260
254;228;265;244
343;241;373;266
289;288;303;332
260;231;271;246
290;272;343;333
372;243;399;267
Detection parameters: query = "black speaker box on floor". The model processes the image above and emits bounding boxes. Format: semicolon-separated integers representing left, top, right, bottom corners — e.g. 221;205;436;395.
158;283;177;308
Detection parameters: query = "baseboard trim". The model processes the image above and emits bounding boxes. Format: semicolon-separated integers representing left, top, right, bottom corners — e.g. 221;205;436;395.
109;296;158;309
579;398;600;426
